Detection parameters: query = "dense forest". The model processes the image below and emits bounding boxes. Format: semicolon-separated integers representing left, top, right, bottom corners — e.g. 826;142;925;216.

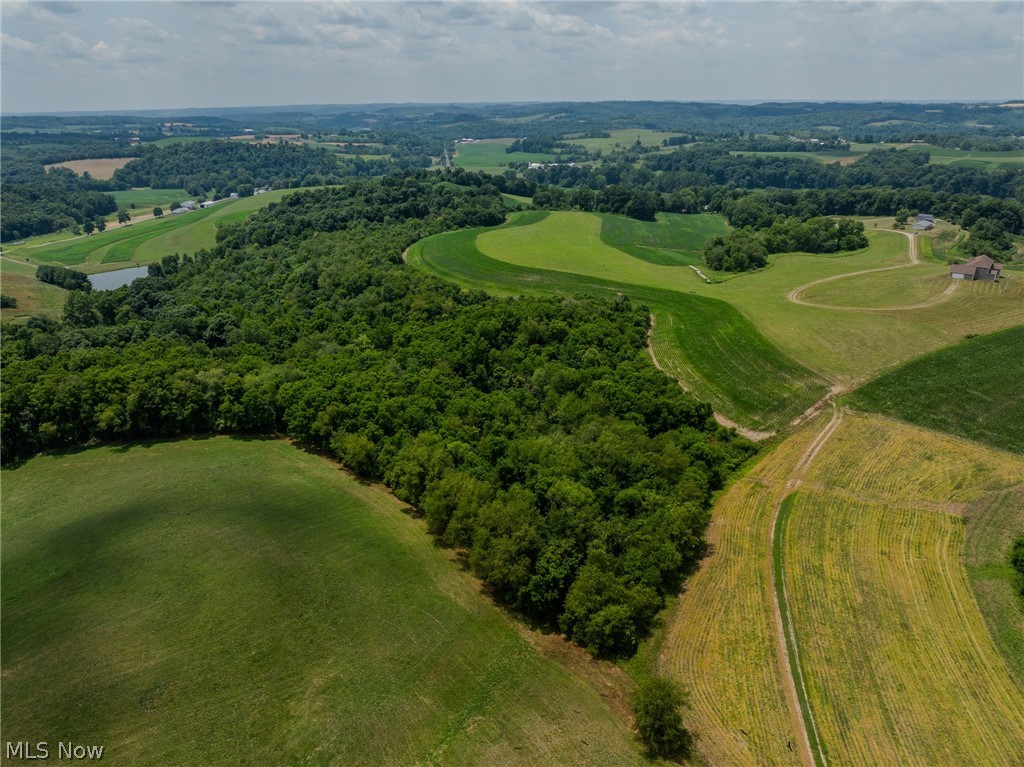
1;174;754;657
0;169;118;242
113;141;345;196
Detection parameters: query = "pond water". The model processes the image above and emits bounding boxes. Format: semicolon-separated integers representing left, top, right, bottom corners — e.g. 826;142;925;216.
88;265;150;291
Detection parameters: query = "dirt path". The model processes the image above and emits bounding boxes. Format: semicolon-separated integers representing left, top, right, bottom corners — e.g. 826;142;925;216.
646;315;775;442
787;231;957;312
769;409;842;767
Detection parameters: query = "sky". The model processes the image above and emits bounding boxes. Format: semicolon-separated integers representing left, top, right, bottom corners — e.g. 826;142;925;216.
1;1;1022;113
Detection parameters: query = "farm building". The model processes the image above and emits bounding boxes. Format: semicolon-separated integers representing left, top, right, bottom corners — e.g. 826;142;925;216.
949;255;1003;281
170;207;190;215
913;213;935;231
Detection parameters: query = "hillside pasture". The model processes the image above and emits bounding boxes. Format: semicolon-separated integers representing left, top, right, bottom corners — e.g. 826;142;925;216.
599;212;730;266
43;157;133;179
568;129;684;152
409;216;829;431
110;188;189;209
847;326;1024;453
0;272;66;322
1;438;648;767
12;190;292;270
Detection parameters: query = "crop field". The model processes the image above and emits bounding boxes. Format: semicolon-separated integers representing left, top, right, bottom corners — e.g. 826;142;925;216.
784;414;1024;766
410;216;829;431
5;190;292;270
660;411;1024;766
43;157;133;179
1;438;648;767
110;188;189;209
847;326;1024;453
454;139;556;173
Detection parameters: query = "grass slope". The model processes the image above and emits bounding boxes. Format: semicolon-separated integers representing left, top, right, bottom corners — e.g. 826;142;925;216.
110;188;189;209
786;414;1024;766
598;212;730;266
409;216;828;431
847;326;1024;453
1;438;647;767
7;191;292;271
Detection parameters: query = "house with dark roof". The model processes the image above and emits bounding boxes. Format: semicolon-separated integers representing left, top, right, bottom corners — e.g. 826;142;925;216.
949;255;1003;281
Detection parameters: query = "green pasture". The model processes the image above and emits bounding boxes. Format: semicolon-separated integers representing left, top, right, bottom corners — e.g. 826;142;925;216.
1;438;647;767
110;188;188;209
599;212;730;266
729;142;1023;168
8;191;291;271
0;272;66;323
409;215;828;431
568;129;684;152
846;326;1024;454
454;140;556;173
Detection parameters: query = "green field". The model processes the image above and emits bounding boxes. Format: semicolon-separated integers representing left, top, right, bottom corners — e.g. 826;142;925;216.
409;212;829;431
846;326;1024;453
599;212;730;266
0;272;66;322
454;140;557;173
110;188;188;209
150;136;220;147
568;129;684;152
4;191;292;271
1;438;649;767
731;142;1024;169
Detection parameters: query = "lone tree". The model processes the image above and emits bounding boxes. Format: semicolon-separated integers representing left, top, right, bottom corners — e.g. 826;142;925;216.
117;209;131;226
153;207;163;218
83;220;95;235
94;217;107;233
632;676;692;758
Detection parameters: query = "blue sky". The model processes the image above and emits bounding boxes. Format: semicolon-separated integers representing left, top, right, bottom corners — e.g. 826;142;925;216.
2;1;1021;112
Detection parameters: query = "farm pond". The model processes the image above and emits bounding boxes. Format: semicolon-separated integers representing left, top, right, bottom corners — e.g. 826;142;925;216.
88;265;150;291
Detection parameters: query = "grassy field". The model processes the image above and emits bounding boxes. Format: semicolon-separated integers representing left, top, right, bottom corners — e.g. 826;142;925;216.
43;157;133;179
846;326;1024;453
730;143;1024;169
599;212;730;266
0;272;66;322
466;211;1024;382
567;129;684;152
3;190;292;272
454;140;557;174
660;411;1024;765
110;188;188;210
410;215;829;431
150;136;220;146
963;487;1024;690
1;438;650;767
784;414;1024;766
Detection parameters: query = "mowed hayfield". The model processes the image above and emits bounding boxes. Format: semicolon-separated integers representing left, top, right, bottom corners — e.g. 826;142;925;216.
409;213;829;431
110;188;189;210
5;190;293;271
847;326;1024;453
43;157;133;179
1;438;649;767
566;129;684;152
784;414;1024;766
445;210;1024;382
660;412;1024;766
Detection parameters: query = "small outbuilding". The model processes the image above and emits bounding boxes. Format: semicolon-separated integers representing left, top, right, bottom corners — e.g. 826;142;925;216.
913;213;935;231
949;255;1003;281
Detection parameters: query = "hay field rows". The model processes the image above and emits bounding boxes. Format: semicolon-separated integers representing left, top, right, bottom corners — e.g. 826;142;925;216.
660;412;1024;766
1;438;649;767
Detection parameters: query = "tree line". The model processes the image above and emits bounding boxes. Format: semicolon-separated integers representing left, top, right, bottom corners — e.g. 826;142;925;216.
1;174;754;658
